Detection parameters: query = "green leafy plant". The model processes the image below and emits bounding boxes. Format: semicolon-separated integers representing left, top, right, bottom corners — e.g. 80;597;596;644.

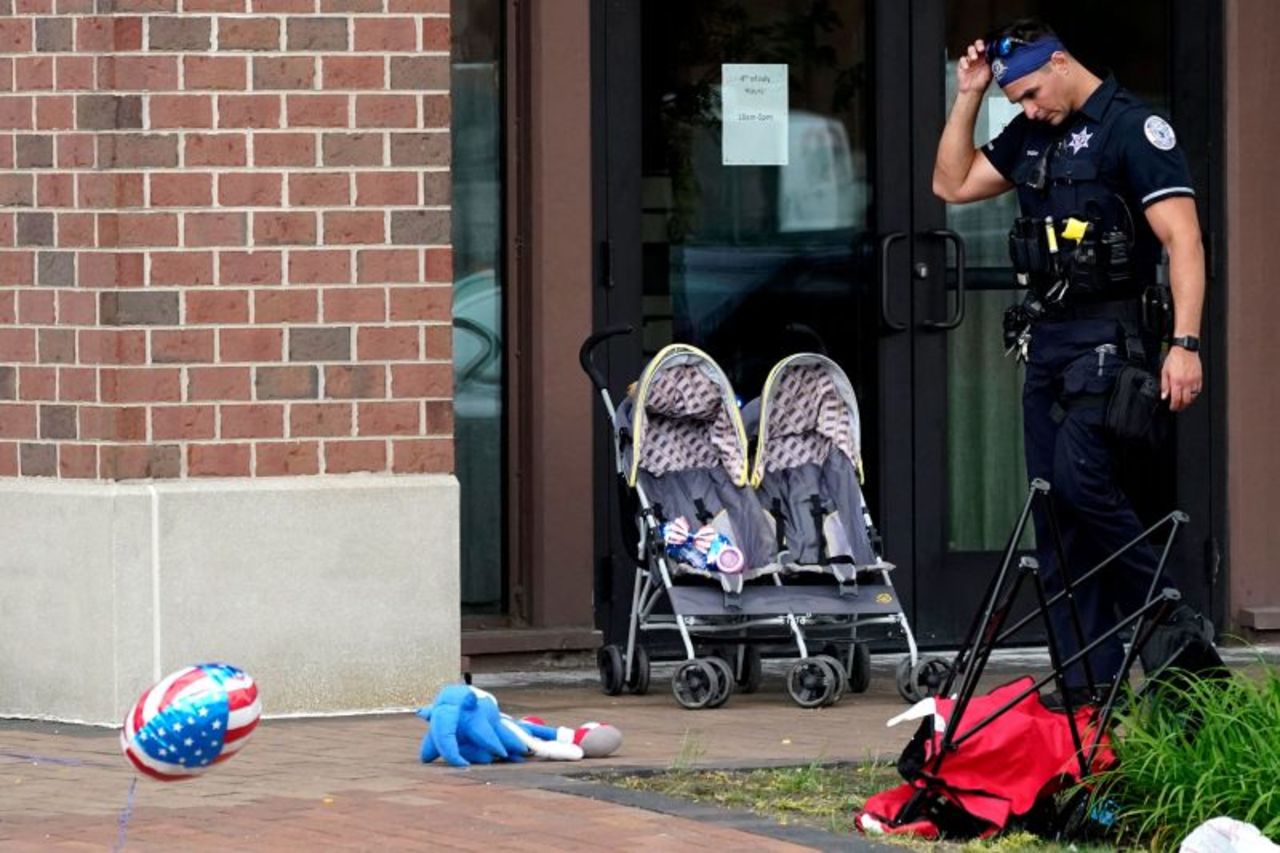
1090;664;1280;848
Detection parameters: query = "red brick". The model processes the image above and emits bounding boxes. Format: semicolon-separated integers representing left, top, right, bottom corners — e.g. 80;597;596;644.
78;329;146;365
58;367;97;402
0;327;36;361
256;440;319;476
149;94;214;129
218;94;280;129
288;172;349;206
0;442;14;475
424;399;453;434
389;285;448;321
358;249;418;283
186;289;249;324
184;133;247;167
220;251;282;285
255;364;317;399
422;93;449;128
254;288;317;323
323;287;383;322
253;0;312;10
290;402;351;437
101;445;181;480
101;367;181;403
0;140;12;171
253;132;315;166
75;17;142;53
79;173;145;208
0;404;37;439
254;56;315;90
322;56;381;90
79;252;144;288
15;56;54;90
151;329;215;363
322;0;381;11
219;327;282;362
356;171;418;206
322;132;382;166
354;94;417;128
0;213;13;247
59;444;98;479
189;443;251;477
57;213;95;247
0;173;32;205
289;248;350;283
323;211;384;245
97;56;177;91
185;212;247;247
324;439;385;473
285;94;347;127
150;172;213;207
390;363;451;397
218;18;279;51
0;292;12;325
35;96;73;131
0;20;33;54
184;56;247;90
392;437;452;473
151;405;215;440
219;172;281;206
56;57;96;92
58;291;96;325
19;442;56;476
0;97;32;131
187;365;251;400
0;251;34;286
36;174;73;207
221;403;283;438
18;366;56;400
324;364;383;398
421;17;450;52
80;406;148;442
185;0;245;9
18;289;54;324
56;134;95;168
357;326;418;360
254;211;316;246
357;400;418;436
354;18;416;52
150;251;215;285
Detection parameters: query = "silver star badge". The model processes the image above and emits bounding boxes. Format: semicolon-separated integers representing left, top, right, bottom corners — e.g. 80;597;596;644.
1068;127;1093;154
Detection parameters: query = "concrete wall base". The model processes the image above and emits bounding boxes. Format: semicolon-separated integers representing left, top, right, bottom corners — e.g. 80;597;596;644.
0;475;459;725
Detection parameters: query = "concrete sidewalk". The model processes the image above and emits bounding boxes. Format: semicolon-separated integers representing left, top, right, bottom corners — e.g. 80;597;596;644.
3;649;1275;851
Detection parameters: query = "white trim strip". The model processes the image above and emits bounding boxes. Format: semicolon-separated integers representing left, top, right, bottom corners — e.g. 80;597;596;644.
1142;186;1195;204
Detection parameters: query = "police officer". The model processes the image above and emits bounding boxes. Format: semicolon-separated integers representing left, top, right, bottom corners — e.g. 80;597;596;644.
932;20;1206;705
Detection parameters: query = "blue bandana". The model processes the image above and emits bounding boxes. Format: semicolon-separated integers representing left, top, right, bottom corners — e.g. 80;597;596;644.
991;37;1064;88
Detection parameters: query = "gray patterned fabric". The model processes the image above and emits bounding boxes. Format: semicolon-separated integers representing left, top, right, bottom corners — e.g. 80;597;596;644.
762;365;857;472
639;364;745;480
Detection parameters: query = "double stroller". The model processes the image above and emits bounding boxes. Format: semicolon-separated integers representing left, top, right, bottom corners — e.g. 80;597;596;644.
581;330;941;709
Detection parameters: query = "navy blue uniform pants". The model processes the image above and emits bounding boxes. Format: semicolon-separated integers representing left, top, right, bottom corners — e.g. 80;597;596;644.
1022;319;1162;689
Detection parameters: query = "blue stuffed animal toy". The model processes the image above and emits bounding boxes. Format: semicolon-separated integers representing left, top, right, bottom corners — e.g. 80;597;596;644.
417;685;622;768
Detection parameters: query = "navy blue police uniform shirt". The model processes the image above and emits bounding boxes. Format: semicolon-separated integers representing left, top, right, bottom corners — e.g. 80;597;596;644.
983;75;1195;283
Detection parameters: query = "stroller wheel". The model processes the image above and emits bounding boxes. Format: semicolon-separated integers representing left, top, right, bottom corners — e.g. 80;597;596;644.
598;644;625;696
848;642;872;694
735;646;763;694
786;658;839;708
911;657;952;699
813;654;848;705
895;656;921;703
625;644;651;695
671;659;719;710
704;657;735;709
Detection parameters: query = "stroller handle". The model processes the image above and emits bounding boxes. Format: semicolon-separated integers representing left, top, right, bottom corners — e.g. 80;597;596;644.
578;325;634;392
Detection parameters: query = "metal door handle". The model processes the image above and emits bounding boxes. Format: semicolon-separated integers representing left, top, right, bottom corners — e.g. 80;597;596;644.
879;231;907;331
921;229;966;331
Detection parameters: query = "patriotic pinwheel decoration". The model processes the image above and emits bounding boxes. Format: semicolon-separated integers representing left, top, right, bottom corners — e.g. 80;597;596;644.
120;663;261;781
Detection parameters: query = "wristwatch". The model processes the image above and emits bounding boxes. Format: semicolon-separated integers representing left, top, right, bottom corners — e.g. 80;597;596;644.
1170;335;1200;352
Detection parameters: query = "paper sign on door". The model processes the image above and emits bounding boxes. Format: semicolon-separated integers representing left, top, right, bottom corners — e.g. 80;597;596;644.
722;64;789;166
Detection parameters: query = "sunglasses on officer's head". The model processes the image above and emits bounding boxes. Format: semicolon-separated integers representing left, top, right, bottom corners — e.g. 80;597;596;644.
985;35;1031;60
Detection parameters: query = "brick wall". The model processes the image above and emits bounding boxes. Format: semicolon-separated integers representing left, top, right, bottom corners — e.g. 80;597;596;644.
0;1;453;480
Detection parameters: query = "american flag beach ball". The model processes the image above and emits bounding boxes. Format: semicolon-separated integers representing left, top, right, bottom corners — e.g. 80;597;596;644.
120;663;261;781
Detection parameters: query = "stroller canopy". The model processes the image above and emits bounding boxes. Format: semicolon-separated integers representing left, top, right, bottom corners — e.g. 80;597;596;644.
751;353;863;488
627;344;750;488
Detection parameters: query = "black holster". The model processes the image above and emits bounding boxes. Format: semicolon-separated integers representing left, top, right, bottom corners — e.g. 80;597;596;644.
1105;364;1163;445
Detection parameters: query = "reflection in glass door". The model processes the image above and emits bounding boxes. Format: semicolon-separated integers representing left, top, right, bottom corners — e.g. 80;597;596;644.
639;0;875;407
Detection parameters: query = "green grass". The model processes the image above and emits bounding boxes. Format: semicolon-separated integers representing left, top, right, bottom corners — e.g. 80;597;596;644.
1089;663;1280;849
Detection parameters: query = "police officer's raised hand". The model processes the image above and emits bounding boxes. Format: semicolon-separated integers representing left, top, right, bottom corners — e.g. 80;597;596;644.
957;40;993;94
1162;346;1203;412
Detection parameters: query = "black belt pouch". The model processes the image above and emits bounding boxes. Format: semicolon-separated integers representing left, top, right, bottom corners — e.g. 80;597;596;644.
1106;364;1162;443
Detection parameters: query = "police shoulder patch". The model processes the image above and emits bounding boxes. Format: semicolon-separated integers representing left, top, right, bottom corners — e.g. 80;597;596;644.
1143;115;1177;151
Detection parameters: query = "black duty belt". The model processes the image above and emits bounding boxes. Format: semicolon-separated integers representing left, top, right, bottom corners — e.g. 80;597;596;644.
1039;297;1142;325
